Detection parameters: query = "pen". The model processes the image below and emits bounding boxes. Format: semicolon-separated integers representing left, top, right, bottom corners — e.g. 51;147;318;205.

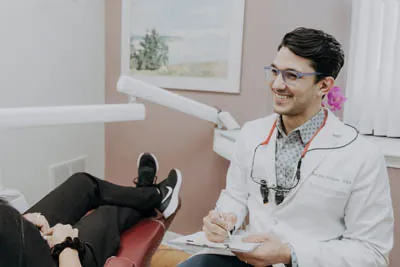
215;207;233;241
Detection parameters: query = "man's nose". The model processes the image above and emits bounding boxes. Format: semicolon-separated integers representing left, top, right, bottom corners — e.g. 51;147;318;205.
272;73;286;89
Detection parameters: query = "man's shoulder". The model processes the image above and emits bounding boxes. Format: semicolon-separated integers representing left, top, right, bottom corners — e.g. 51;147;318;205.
235;115;277;147
328;113;380;154
334;122;384;162
242;114;277;132
353;134;383;157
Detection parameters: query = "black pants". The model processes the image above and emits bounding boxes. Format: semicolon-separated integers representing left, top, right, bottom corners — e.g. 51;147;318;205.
0;172;161;267
179;254;253;267
178;254;274;267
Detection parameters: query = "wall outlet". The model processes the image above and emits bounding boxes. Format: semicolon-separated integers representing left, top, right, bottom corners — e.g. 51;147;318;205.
70;158;85;174
49;155;87;190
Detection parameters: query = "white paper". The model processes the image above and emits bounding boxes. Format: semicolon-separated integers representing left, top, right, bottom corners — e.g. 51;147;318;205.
168;231;261;253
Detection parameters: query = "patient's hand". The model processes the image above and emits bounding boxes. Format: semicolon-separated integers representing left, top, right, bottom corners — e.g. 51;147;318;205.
23;212;50;235
46;223;79;248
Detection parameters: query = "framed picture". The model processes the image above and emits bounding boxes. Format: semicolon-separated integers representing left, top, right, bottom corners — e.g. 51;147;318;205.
121;0;245;93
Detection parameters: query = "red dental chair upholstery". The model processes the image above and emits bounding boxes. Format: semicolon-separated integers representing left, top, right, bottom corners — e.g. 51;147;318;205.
104;200;181;267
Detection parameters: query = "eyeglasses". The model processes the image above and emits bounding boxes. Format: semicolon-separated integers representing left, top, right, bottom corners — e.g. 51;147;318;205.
264;66;321;87
250;143;302;205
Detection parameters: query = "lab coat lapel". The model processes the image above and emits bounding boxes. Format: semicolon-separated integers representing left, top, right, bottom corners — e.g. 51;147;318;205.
298;111;339;187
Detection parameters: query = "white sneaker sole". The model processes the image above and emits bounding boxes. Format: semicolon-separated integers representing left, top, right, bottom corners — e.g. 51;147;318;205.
137;152;159;173
163;169;182;219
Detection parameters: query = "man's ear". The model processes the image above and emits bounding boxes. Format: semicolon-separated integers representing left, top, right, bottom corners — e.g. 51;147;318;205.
318;77;335;97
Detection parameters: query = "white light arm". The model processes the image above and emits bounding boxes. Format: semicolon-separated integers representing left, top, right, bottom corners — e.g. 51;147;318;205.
117;76;240;130
0;104;145;129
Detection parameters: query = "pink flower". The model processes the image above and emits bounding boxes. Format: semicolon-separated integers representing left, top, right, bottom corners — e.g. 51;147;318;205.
324;86;347;111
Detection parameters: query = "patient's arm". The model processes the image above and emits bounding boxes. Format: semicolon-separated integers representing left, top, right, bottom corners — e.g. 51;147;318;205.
47;223;82;267
59;248;82;267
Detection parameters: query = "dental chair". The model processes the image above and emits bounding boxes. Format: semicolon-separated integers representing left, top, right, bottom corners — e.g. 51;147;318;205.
104;200;181;267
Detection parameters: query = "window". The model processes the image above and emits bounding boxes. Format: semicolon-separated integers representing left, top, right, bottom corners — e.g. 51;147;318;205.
345;0;400;167
345;0;400;137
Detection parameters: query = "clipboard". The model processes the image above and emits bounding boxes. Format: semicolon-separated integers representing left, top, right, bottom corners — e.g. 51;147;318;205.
167;231;261;253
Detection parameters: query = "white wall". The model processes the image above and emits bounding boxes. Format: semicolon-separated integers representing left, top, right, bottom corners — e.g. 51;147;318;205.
0;0;105;205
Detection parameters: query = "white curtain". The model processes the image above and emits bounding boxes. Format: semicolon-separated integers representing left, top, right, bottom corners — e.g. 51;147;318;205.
344;0;400;137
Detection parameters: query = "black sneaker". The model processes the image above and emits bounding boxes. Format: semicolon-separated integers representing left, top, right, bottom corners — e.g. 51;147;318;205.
134;152;159;187
157;169;182;219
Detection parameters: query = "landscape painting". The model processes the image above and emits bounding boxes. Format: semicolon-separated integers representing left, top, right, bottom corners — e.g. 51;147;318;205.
121;0;245;93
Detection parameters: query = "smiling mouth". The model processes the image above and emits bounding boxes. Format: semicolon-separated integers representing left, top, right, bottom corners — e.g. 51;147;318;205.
275;93;292;99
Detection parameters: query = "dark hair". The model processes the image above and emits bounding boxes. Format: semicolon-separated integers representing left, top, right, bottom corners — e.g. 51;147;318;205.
278;27;345;82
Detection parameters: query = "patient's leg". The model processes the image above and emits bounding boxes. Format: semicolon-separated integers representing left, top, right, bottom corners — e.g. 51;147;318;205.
73;205;148;267
26;172;161;226
0;201;55;267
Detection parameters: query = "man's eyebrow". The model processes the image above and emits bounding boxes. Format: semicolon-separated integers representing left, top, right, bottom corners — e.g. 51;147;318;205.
271;63;300;72
271;63;278;68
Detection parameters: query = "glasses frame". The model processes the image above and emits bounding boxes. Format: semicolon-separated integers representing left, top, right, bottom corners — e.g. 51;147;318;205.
264;66;321;86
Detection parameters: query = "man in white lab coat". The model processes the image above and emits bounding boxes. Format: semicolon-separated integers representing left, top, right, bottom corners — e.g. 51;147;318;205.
179;27;394;267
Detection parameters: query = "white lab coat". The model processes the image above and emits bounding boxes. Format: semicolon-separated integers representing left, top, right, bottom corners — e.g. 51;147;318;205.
216;109;394;267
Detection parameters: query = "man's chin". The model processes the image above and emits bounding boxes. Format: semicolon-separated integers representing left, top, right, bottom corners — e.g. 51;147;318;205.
273;106;289;115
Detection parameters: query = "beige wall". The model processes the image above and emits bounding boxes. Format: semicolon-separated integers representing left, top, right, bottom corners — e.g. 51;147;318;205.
106;0;399;264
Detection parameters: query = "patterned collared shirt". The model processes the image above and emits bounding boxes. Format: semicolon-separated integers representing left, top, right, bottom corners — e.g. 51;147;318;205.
275;109;325;193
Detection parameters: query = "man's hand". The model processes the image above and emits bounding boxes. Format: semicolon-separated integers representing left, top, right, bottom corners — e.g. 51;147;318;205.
23;212;50;235
234;234;291;267
46;223;79;248
203;210;237;243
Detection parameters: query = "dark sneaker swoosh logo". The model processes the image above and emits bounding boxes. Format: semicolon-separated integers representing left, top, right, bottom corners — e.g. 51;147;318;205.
161;186;173;204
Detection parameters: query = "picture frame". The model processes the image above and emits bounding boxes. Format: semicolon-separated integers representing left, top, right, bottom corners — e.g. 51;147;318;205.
121;0;245;93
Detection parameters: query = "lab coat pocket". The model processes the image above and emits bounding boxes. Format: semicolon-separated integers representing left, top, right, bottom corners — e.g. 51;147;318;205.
308;179;348;198
303;176;349;216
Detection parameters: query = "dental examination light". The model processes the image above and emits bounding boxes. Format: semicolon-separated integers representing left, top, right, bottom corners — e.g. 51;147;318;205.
117;76;240;130
0;103;145;129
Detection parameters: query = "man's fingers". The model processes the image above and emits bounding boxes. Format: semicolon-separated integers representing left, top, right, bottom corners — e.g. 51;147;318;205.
204;218;227;236
203;217;229;242
209;211;237;231
204;230;226;243
203;210;237;243
223;213;237;231
209;210;219;221
208;219;228;236
214;219;229;231
213;224;228;237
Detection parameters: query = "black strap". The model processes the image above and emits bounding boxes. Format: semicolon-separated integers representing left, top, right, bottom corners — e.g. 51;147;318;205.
51;237;86;265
